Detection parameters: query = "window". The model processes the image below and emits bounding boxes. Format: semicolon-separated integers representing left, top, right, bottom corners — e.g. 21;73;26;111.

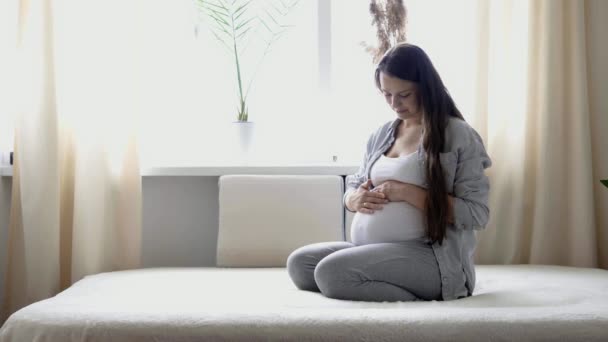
137;0;321;166
2;0;484;168
137;0;483;167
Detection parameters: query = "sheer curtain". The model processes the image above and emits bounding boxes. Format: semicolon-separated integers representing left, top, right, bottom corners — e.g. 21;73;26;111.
1;0;142;322
474;0;608;268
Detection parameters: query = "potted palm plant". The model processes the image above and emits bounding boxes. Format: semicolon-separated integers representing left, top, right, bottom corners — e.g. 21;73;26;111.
196;0;299;122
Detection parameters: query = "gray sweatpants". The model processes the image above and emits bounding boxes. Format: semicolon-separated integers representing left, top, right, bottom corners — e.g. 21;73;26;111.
286;239;442;302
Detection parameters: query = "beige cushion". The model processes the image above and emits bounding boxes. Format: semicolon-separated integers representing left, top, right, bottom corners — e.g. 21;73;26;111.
217;175;344;267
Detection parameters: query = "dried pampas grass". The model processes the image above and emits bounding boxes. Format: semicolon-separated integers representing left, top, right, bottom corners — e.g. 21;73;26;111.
362;0;407;63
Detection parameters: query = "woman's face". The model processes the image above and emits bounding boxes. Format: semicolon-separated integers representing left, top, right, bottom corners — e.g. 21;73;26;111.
379;72;421;120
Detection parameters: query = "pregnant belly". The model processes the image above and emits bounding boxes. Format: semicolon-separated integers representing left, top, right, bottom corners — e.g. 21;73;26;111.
350;202;426;245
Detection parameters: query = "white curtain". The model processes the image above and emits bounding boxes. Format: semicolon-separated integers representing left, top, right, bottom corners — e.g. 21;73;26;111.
474;0;608;268
2;0;142;322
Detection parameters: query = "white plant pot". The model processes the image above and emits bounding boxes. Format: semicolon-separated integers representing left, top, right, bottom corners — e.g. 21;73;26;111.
233;121;255;156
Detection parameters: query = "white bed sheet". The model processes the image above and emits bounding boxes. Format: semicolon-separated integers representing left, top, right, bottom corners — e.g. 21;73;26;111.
1;265;607;341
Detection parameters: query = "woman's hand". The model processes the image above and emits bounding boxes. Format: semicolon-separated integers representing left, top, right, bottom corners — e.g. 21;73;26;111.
371;180;407;202
348;180;389;214
373;181;432;212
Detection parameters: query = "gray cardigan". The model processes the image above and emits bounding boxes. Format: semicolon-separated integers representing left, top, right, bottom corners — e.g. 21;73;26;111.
344;117;492;300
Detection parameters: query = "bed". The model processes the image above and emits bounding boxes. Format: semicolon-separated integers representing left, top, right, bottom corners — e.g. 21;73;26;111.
1;265;608;341
1;175;607;341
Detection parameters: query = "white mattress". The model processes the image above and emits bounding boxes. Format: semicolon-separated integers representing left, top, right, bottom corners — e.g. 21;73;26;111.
1;265;607;341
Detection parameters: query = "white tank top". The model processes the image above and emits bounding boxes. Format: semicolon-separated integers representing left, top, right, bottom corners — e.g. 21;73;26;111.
350;152;427;245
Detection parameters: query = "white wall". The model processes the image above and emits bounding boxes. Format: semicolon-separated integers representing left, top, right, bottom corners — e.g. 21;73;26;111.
142;176;220;267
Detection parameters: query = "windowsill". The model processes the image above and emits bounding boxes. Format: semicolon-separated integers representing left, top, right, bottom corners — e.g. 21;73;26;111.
1;163;358;177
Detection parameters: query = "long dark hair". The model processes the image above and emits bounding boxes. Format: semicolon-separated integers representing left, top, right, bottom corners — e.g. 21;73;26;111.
374;43;464;245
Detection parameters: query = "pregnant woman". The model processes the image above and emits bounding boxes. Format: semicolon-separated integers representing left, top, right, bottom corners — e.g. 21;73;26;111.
287;43;492;302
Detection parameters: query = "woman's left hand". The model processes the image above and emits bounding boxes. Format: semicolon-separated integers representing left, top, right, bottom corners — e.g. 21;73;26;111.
371;180;407;202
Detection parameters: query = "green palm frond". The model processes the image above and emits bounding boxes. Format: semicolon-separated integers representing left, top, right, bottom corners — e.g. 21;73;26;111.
602;180;608;188
198;0;257;52
259;0;298;38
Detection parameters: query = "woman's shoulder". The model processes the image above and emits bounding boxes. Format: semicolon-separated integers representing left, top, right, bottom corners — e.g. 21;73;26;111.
367;119;399;144
444;117;485;150
445;117;491;168
377;119;399;135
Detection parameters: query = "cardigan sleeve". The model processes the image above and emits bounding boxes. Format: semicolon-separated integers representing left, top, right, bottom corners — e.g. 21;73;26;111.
450;123;492;230
343;132;375;212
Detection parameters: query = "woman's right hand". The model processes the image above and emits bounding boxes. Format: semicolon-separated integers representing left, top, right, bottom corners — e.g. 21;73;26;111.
347;180;389;214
